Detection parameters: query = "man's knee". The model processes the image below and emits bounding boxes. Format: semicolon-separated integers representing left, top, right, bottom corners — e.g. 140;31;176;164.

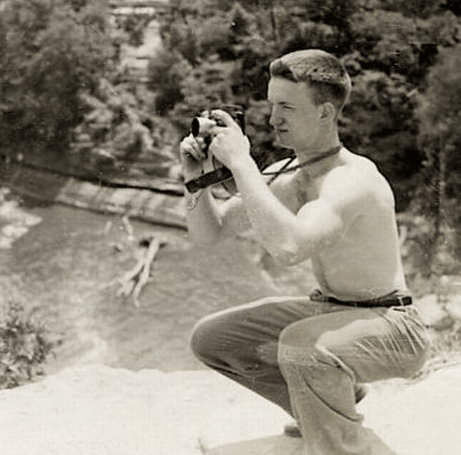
189;315;218;363
278;321;332;374
278;320;319;360
190;298;276;364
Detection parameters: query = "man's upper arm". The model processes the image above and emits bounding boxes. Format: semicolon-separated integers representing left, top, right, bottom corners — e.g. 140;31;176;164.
292;198;346;259
290;173;367;262
218;195;252;240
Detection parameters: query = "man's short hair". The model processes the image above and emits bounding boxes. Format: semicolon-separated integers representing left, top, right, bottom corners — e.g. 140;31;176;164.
269;49;351;114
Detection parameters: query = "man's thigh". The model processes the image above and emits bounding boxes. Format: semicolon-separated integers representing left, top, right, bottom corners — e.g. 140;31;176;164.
196;295;345;345
191;296;349;366
279;306;428;383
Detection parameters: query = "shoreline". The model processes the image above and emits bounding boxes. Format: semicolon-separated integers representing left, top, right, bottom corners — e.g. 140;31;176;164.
0;160;187;230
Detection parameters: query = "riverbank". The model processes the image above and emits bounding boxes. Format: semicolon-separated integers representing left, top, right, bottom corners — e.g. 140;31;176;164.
1;180;461;454
0;188;42;249
0;191;294;374
1;184;461;375
0;159;186;229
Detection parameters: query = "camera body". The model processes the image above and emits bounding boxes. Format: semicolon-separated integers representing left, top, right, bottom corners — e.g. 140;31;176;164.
191;116;219;139
185;105;245;194
184;104;295;194
191;105;245;145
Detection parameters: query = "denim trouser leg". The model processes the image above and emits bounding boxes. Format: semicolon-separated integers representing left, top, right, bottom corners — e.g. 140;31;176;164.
278;305;429;455
190;297;429;454
190;296;323;414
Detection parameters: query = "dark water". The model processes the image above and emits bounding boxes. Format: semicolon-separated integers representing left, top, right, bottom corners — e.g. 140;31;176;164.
0;200;316;374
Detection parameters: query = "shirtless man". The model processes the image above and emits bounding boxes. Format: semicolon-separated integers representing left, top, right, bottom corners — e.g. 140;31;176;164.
180;49;429;455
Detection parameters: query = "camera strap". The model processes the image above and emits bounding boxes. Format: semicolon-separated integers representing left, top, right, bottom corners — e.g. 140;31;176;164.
184;144;342;195
263;144;342;180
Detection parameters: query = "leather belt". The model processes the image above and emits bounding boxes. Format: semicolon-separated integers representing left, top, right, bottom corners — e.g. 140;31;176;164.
314;294;413;308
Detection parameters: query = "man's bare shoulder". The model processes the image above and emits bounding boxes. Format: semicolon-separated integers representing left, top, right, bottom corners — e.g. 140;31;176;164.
322;150;395;211
330;150;378;180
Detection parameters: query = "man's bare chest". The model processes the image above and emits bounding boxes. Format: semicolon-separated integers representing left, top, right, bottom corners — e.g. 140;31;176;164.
272;168;330;213
295;178;318;208
282;173;320;213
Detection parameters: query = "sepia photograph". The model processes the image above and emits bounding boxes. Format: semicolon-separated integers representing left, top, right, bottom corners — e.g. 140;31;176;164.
0;0;460;454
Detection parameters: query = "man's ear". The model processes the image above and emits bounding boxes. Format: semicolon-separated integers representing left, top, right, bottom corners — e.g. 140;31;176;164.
320;102;336;120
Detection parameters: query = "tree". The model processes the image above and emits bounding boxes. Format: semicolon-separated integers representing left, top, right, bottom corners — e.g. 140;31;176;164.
413;43;461;273
0;0;115;153
147;48;193;115
151;0;461;218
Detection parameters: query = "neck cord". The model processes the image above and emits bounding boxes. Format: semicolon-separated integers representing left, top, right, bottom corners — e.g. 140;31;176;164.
187;145;342;210
264;144;342;184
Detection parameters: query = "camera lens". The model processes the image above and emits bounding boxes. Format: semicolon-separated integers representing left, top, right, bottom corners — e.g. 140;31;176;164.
191;117;201;137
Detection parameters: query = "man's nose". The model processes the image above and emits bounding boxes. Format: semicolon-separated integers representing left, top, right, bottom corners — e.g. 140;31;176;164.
269;108;282;127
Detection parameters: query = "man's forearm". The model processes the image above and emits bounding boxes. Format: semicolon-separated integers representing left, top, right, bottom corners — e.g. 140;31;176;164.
185;188;223;245
231;157;298;261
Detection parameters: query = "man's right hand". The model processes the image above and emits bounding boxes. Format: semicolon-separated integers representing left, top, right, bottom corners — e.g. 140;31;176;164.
179;134;207;182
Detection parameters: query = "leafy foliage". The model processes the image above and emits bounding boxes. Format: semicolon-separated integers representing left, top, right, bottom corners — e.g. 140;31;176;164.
0;0;460;277
71;79;177;178
0;299;56;389
413;44;461;273
149;0;460;213
0;0;115;151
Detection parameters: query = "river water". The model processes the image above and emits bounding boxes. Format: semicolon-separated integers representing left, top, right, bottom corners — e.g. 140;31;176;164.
1;197;316;374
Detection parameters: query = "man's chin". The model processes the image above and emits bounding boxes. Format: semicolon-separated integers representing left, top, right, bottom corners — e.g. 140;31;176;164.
275;131;290;147
277;140;293;150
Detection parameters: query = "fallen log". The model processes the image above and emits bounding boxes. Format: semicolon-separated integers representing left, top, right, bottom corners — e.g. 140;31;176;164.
117;236;167;307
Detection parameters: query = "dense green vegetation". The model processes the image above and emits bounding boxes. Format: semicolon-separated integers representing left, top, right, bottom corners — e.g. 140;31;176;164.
0;297;56;389
0;0;460;277
151;1;459;203
149;0;461;278
0;0;176;178
0;0;115;152
1;0;461;386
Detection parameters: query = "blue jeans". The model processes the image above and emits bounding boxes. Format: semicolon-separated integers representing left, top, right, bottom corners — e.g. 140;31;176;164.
190;295;429;454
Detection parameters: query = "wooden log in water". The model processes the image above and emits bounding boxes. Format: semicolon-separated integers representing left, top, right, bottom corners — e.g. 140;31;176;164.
117;236;167;307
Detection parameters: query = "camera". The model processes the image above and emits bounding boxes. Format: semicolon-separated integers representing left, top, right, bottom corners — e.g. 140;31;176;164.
185;105;245;194
191;105;245;142
184;105;296;194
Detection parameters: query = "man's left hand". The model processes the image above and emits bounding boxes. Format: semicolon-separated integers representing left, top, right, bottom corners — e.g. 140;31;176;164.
208;110;251;170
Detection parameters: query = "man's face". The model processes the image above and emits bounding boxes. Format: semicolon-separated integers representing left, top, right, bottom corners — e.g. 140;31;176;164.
267;77;323;153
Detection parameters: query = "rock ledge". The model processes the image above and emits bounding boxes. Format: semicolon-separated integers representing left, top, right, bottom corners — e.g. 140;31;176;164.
0;364;459;455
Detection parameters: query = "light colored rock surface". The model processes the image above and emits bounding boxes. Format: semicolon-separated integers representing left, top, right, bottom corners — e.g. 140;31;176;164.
0;364;460;455
0;195;42;249
1;163;186;229
0;366;288;455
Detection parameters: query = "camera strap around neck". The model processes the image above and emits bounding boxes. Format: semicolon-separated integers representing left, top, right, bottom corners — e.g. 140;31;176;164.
185;144;342;194
264;144;342;182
